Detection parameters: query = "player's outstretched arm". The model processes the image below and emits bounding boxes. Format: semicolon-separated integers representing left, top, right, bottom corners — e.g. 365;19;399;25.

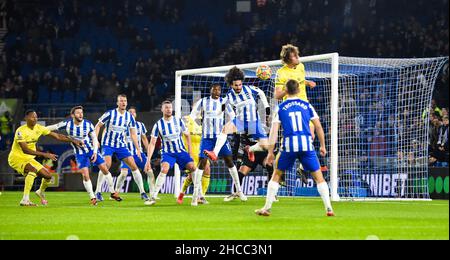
46;122;62;132
47;132;84;147
312;118;326;157
306;80;317;89
18;142;58;161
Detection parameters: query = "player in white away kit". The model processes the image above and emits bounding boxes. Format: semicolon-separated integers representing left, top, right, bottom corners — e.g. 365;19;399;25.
256;80;334;217
179;83;247;204
145;101;200;206
115;107;157;199
204;66;272;168
47;106;119;205
95;94;150;204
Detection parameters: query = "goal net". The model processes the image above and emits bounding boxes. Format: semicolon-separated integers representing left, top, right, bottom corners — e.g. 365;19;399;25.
174;53;448;201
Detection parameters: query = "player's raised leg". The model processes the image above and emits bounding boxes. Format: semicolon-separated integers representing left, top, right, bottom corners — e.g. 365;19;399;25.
204;122;236;161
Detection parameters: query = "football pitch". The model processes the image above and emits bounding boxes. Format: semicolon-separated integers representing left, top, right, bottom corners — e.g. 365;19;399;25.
0;192;448;240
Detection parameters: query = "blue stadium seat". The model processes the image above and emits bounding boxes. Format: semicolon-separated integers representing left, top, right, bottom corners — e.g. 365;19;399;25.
63;90;75;103
75;89;87;103
37;85;50;104
49;91;62;104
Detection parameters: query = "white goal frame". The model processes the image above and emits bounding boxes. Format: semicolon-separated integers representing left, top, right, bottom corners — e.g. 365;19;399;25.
174;53;340;201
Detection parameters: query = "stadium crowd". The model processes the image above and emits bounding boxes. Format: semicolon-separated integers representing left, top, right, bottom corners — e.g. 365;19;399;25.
0;0;449;166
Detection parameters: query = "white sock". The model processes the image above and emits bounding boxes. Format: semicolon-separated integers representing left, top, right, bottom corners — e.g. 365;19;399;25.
104;172;115;193
249;143;264;152
317;182;333;212
228;166;242;193
146;171;156;195
95;172;105;193
213;133;228;155
83;180;95;199
131;169;145;194
23;194;30;201
264;181;280;210
115;169;128;193
153;173;167;198
193;169;204;199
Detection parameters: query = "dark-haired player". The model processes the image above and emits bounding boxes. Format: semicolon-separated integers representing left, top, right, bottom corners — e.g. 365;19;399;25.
204;67;271;181
8;110;84;206
179;83;246;203
48;106;119;206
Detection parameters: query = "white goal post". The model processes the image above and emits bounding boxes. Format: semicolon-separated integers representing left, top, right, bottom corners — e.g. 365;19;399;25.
174;53;340;201
174;53;448;201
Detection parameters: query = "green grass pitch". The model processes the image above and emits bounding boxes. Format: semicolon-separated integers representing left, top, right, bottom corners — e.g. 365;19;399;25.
0;192;448;240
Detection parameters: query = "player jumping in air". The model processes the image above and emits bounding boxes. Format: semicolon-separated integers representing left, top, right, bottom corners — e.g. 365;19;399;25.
115;107;157;199
275;44;318;180
47;106;117;206
8;110;84;206
145;101;201;206
179;84;247;204
95;94;149;204
204;66;271;166
256;80;334;217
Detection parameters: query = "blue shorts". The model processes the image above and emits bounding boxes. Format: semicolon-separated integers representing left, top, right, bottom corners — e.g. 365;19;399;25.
199;138;232;159
233;118;268;140
276;151;320;172
102;146;132;161
161;151;194;170
120;153;148;170
76;151;105;169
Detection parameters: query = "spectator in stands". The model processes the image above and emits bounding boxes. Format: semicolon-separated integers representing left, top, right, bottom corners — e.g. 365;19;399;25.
79;41;92;57
429;113;442;152
0;111;13;151
369;129;387;168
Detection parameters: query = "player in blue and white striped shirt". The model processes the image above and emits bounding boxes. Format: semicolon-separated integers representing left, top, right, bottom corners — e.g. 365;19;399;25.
95;94;150;204
204;67;272;164
47;106;119;205
255;80;334;217
115;107;157;199
145;101;200;206
181;84;247;203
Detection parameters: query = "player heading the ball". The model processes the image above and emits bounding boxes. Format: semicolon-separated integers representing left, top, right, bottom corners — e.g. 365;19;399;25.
204;66;272;164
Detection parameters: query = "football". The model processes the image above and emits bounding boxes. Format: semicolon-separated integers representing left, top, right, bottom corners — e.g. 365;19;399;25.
256;65;272;80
